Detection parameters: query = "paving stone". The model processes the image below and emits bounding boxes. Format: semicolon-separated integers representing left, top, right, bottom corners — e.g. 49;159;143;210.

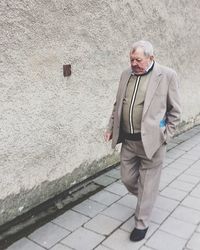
171;205;200;224
185;168;200;178
6;238;45;250
190;185;200;198
185;129;199;136
160;217;196;239
105;169;121;179
119;215;135;232
105;182;128;196
184;129;200;136
190;160;200;168
28;222;70;249
189;146;200;154
89;189;121;206
151;207;170;224
194;125;200;130
186;232;200;250
50;243;73;250
164;161;169;167
146;230;187;250
120;216;158;238
84;214;121;235
102;229;145;250
195;132;200;137
146;223;160;239
178;134;194;141
179;136;198;144
164;157;175;164
181;196;200;211
162;167;184;176
117;179;123;184
139;247;153;250
116;193;137;209
182;153;200;161
190;166;200;174
191;134;200;140
93;175;116;187
166;142;178;150
166;149;185;159
159;180;169;191
61;227;105;250
187;143;200;150
160;172;176;184
168;179;195;192
52;210;90;231
172;137;185;144
175;143;195;151
167;161;190;170
101;203;133;222
191;136;200;142
196;225;200;233
187;147;200;155
161;187;187;201
72;199;106;218
94;245;111;250
69;182;100;200
184;131;198;138
155;195;179;212
177;174;200;184
173;157;195;166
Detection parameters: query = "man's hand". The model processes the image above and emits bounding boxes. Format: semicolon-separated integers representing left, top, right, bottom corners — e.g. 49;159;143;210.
104;131;112;142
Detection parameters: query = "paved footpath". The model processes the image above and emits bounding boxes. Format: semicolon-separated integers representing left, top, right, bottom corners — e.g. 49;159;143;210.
7;126;200;250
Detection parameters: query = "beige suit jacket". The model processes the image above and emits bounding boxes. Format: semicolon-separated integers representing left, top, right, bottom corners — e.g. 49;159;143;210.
107;62;181;159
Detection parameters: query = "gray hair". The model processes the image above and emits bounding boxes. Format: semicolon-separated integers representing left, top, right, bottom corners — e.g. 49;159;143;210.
130;40;154;57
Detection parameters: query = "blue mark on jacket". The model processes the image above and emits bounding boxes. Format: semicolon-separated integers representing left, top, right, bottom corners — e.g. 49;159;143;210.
160;119;167;128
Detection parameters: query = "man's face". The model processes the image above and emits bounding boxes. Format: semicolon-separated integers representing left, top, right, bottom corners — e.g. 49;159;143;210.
130;47;153;75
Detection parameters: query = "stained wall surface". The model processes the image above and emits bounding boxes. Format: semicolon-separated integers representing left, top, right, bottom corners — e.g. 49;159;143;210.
0;0;200;225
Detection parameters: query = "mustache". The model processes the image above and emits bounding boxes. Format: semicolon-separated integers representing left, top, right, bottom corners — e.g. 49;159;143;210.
132;66;141;70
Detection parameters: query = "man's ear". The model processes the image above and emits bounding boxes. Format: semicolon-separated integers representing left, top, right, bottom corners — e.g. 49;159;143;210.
150;55;154;60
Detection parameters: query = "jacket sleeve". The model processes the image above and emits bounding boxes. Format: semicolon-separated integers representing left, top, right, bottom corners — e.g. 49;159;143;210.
106;72;124;133
165;71;181;142
106;101;116;133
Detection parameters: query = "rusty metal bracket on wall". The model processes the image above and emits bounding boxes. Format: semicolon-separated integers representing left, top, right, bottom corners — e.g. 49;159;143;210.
63;64;71;77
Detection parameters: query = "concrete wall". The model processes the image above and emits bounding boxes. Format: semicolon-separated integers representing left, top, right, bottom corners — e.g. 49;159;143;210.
0;0;200;225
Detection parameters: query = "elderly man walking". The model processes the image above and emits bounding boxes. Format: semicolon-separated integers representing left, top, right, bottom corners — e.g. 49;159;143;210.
104;40;181;241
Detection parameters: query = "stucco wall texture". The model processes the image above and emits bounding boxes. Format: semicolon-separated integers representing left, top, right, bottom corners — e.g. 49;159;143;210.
0;0;200;225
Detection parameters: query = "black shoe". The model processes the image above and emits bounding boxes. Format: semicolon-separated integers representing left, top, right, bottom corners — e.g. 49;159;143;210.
130;227;148;242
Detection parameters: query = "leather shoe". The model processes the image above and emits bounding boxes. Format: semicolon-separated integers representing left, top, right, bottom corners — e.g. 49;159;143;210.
130;227;148;241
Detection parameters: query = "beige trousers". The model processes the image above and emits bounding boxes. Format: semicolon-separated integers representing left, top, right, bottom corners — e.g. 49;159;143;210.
120;139;166;229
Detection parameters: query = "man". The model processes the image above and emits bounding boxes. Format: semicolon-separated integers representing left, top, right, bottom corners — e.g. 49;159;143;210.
104;40;181;241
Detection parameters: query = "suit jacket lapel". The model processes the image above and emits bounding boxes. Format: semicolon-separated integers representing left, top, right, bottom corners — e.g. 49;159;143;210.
120;68;132;97
117;68;132;116
142;62;163;117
